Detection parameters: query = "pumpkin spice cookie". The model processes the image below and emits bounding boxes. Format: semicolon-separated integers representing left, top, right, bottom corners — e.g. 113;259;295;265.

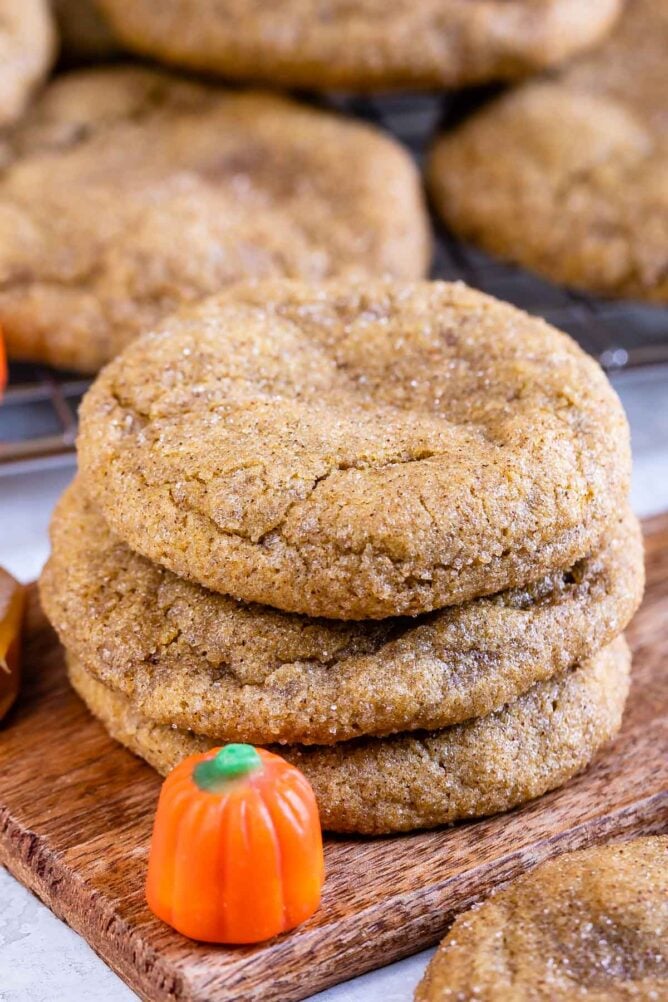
416;835;668;1000
0;0;55;127
0;66;428;373
429;0;668;303
78;280;631;620
67;637;631;834
40;482;643;745
95;0;621;92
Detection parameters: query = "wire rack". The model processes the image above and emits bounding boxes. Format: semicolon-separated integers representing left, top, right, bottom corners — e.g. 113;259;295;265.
1;88;667;473
0;363;88;473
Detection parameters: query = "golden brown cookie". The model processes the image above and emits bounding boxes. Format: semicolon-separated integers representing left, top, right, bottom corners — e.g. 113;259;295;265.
429;0;668;303
0;66;429;373
416;835;668;1000
68;637;631;834
40;481;643;745
0;0;55;126
78;280;631;620
95;0;621;92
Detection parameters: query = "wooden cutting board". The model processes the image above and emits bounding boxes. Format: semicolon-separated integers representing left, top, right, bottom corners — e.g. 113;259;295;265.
1;514;667;1002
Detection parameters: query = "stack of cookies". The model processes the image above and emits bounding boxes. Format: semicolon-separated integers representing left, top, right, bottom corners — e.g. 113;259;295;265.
40;280;643;834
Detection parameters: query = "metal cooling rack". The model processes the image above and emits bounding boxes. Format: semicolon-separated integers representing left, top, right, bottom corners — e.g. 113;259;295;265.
1;89;667;473
0;362;88;473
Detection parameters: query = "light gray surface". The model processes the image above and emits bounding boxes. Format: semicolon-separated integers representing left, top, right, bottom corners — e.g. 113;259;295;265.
1;366;667;1002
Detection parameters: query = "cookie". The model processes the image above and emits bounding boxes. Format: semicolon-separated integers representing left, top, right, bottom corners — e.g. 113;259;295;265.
78;280;631;620
67;637;631;834
0;67;429;373
429;0;668;303
0;0;55;126
416;835;668;1000
40;481;643;745
95;0;621;92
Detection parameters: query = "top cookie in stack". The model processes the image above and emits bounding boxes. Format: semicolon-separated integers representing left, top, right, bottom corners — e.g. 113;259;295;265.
77;280;630;620
43;279;642;834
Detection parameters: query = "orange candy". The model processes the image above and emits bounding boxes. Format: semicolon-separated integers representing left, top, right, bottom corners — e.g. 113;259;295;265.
146;744;324;943
0;567;25;720
0;325;7;399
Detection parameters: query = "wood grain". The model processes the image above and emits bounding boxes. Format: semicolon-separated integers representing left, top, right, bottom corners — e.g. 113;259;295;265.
1;514;668;1002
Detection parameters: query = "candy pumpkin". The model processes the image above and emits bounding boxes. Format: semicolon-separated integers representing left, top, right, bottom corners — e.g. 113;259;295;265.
146;744;324;943
0;567;25;720
0;325;6;399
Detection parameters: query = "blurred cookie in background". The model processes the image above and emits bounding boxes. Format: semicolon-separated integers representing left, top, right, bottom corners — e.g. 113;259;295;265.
0;0;55;126
95;0;622;92
429;0;668;302
0;66;429;372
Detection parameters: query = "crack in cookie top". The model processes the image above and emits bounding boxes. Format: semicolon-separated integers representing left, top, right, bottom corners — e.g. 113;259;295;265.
77;280;631;620
96;0;622;91
0;66;429;373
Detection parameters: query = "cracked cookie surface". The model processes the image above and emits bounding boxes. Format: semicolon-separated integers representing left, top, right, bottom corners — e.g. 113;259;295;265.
416;835;668;1000
96;0;621;92
0;66;428;372
40;481;643;745
429;0;668;302
68;637;630;833
78;280;631;619
0;0;55;126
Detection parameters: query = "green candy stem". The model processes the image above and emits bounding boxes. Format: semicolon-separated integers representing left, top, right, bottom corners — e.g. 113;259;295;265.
193;744;262;792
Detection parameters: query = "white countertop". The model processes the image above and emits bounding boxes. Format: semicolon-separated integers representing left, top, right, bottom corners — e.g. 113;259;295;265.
2;364;668;1002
